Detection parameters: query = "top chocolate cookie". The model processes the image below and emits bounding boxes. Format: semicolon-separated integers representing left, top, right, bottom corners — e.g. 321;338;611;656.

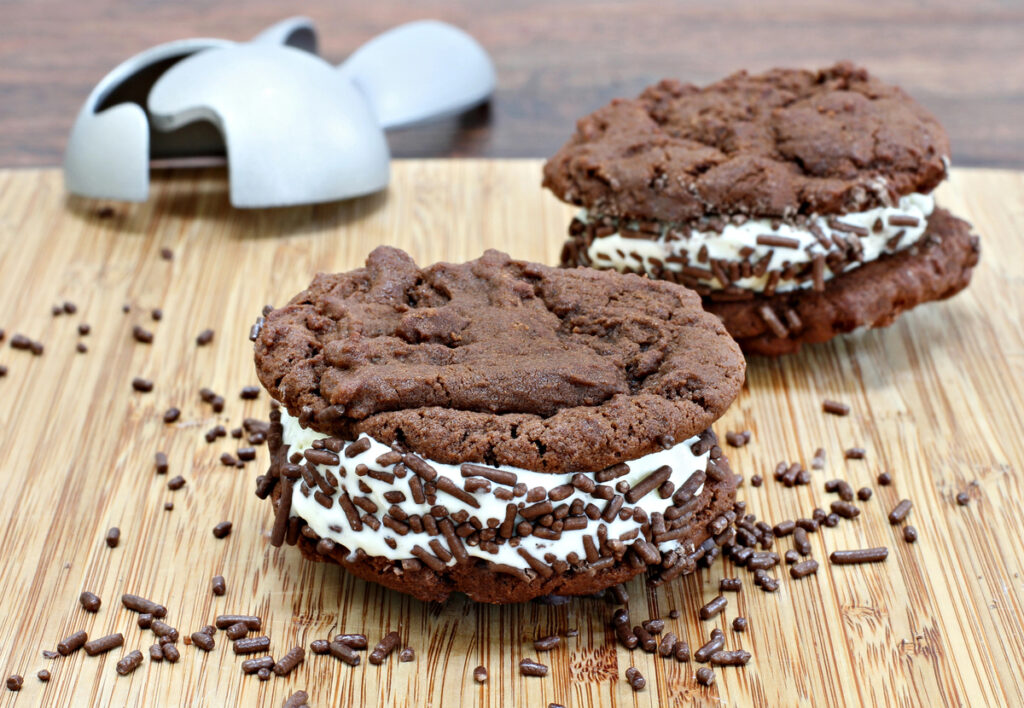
543;62;949;223
254;247;744;472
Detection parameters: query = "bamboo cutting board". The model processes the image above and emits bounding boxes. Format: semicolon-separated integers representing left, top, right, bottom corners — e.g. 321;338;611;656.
0;161;1022;708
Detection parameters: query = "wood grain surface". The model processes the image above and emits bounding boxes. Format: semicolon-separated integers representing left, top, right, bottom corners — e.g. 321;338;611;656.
2;1;1024;168
0;161;1022;707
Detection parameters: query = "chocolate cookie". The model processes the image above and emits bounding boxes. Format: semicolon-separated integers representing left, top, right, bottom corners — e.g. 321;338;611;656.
254;247;744;471
252;248;744;603
545;63;979;355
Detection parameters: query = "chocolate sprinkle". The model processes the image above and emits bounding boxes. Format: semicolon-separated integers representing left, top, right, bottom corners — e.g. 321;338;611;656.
234;636;271;655
274;646;305;676
888;499;913;524
105;527;120;548
369;631;401;664
79;591;102;612
58;630;88;656
830;547;889;564
519;658;549;677
122;594;166;617
84;633;124;656
696;667;715;686
822;399;850;416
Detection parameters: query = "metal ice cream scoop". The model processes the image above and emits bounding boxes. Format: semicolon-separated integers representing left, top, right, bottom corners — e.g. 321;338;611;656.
64;17;495;208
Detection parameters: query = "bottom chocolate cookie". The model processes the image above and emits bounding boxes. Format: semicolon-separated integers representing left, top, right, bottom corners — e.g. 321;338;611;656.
561;207;979;356
256;409;738;604
704;208;980;355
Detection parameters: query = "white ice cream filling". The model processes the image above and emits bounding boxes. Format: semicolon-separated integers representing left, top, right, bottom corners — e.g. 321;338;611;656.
280;410;710;571
582;191;935;293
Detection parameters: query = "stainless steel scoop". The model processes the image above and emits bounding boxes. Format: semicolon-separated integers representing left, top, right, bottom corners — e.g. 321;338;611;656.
64;17;495;208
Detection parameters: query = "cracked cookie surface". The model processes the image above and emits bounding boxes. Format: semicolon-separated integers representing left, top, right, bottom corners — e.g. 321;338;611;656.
542;62;949;223
254;247;745;472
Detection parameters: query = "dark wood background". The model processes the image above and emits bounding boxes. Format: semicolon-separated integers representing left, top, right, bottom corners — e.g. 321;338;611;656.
2;0;1022;168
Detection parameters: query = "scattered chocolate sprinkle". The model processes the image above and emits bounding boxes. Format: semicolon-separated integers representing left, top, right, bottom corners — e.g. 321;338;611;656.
37;669;50;682
533;635;561;653
750;474;763;487
216;615;261;631
956;491;970;506
163;501;174;511
673;641;690;662
625;666;646;691
241;656;275;674
6;675;23;691
369;632;401;664
696;667;715;686
162;644;180;663
84;633;124;656
225;622;249;640
163;408;180;424
149;644;164;662
831;501;860;519
725;430;751;447
710;649;751;666
694;630;725;662
160;247;174;260
58;631;88;656
76;341;88;353
877;472;892;486
167;475;186;490
699;595;727;621
732;617;748;632
122;594;167;618
399;647;415;662
131;377;153;392
888;499;913;524
105;527;120;548
132;325;153;344
191;631;215;651
257;668;271;681
240;386;260;400
519;658;548;677
903;526;919;543
220;453;239;467
310;640;330;655
42;650;59;660
719;578;741;592
472;665;488;683
790;559;819;578
212;575;226;596
150;308;162;321
80;591;102;612
830;547;889;565
274;646;305;676
784;549;799;564
822;399;850;416
282;691;309;708
234;636;271;655
845;447;866;460
328;640;360;666
857;487;873;501
196;329;215;346
137;614;153;629
811;448;826;469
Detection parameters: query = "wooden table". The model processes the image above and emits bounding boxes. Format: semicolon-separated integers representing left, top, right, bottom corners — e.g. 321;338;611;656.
0;161;1021;707
1;0;1023;168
